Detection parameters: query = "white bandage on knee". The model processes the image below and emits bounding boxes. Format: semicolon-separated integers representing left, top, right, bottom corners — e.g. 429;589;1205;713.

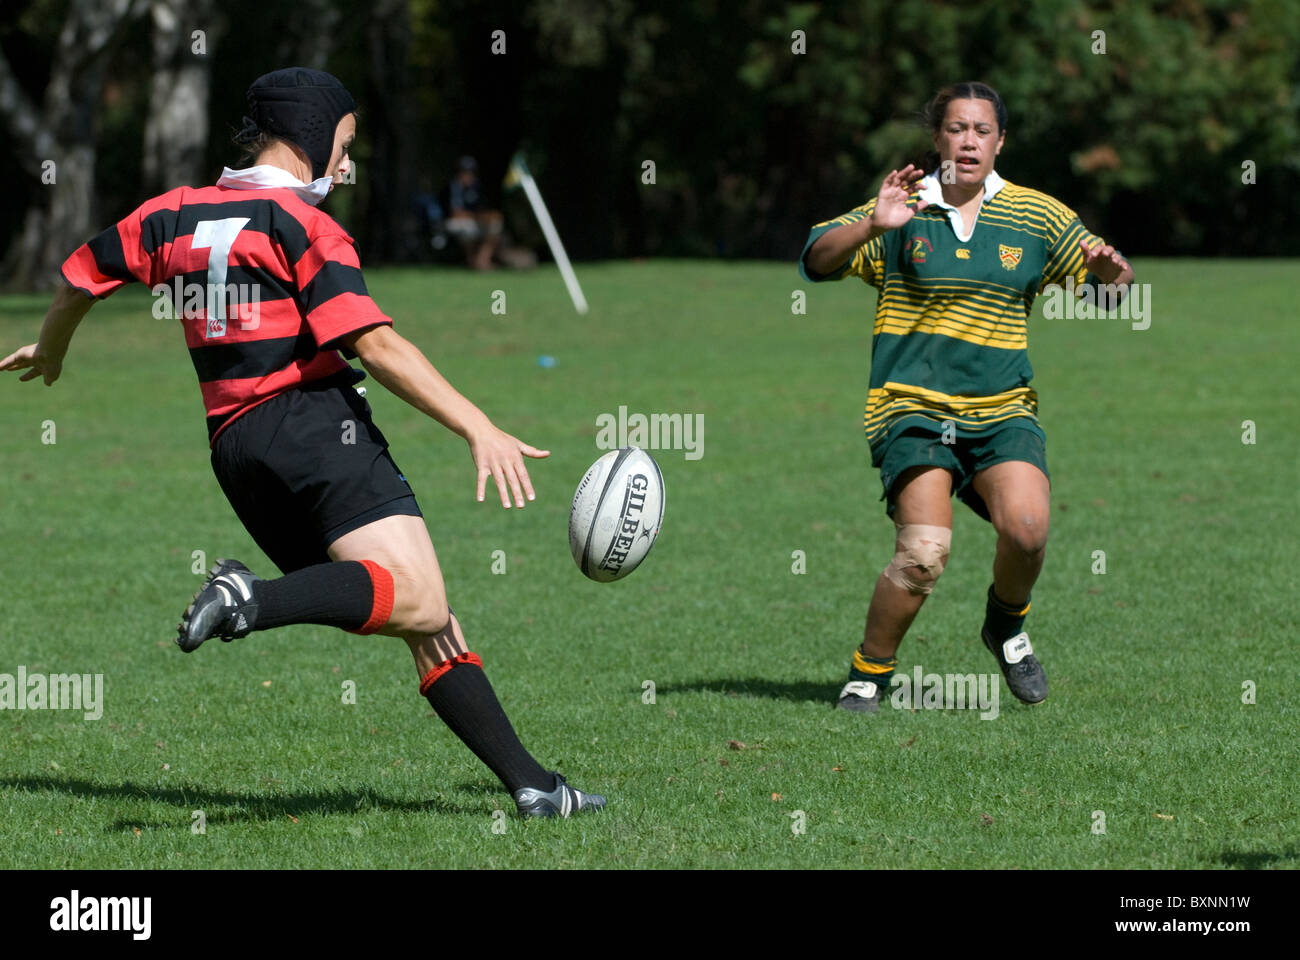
882;524;952;595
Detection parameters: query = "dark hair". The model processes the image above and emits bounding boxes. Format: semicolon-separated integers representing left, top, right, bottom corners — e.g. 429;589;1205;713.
918;81;1008;172
233;131;294;168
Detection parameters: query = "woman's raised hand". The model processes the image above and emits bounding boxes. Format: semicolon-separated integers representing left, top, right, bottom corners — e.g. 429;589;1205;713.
870;164;929;232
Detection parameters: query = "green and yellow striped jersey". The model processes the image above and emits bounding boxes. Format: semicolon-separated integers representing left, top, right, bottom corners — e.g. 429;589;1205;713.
798;174;1103;450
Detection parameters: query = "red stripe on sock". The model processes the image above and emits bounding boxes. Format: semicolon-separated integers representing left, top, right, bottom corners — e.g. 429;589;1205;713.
353;559;395;635
419;651;483;696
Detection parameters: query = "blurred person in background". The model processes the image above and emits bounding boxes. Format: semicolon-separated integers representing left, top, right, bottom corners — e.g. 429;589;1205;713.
445;155;504;270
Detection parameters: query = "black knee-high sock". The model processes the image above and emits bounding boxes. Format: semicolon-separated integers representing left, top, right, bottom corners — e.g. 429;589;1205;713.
250;560;393;633
421;654;552;793
984;583;1030;641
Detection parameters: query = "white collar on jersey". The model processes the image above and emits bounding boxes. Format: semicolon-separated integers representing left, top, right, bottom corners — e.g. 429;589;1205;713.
917;167;1006;243
216;164;334;206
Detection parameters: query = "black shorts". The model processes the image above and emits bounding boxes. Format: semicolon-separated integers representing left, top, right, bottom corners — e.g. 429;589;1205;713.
210;374;423;574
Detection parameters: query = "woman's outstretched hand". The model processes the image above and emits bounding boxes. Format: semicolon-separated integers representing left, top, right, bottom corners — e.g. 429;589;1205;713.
870;164;930;232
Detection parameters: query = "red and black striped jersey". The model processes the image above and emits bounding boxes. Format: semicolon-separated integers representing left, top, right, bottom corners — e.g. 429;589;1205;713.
61;178;392;444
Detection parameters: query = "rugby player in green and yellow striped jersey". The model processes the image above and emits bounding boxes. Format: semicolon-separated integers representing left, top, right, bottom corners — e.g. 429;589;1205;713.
799;81;1133;711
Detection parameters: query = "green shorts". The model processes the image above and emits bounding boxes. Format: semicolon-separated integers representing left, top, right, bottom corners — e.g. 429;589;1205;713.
873;419;1049;522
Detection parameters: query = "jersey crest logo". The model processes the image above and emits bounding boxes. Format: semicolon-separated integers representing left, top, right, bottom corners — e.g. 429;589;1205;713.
998;244;1023;271
955;248;970;259
907;236;933;264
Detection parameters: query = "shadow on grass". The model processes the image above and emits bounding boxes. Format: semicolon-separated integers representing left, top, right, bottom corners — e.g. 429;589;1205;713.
656;678;838;704
1;774;490;829
657;677;1041;714
1217;846;1299;869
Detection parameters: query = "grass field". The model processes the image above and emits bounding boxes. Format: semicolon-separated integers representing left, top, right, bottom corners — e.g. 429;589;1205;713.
1;259;1296;869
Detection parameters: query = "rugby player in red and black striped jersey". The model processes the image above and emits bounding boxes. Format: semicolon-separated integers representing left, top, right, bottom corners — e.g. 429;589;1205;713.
1;68;602;819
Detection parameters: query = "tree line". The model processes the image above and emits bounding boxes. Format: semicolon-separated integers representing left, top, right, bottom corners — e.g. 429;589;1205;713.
2;0;1297;289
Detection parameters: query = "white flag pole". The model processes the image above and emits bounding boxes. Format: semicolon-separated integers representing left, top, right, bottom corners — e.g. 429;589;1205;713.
508;155;588;315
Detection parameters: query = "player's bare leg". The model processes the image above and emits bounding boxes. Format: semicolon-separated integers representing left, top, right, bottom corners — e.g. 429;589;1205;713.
972;460;1049;605
176;514;603;817
403;612;469;677
862;466;954;656
861;466;955;658
838;466;953;712
971;460;1050;703
327;514;604;815
326;514;451;641
325;518;474;688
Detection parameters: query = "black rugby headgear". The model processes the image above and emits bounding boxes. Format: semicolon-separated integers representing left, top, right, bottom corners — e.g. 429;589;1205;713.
234;68;356;181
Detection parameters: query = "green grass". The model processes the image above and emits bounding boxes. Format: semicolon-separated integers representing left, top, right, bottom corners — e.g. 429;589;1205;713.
0;259;1296;868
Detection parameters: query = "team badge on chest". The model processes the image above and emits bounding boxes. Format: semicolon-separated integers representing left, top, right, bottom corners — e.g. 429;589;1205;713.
998;244;1023;271
908;236;933;264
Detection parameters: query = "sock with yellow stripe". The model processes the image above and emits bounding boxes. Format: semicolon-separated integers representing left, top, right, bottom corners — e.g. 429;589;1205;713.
850;649;897;692
983;584;1030;642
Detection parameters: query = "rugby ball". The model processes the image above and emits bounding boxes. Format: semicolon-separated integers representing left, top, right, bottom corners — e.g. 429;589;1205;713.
569;447;665;582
